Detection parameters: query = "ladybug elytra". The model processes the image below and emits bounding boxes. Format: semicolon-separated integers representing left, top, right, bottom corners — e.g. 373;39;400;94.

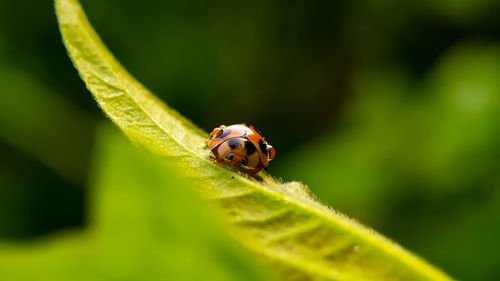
205;124;276;174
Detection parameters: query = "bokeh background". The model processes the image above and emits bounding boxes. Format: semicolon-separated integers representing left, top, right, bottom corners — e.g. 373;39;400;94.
1;0;500;280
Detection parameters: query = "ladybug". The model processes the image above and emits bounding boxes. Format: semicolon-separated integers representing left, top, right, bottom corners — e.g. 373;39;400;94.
206;124;276;174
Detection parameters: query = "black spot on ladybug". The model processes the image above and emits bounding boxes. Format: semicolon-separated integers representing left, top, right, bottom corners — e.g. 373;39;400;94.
228;138;241;149
227;152;234;160
217;129;231;139
258;139;268;153
245;141;257;155
241;157;248;166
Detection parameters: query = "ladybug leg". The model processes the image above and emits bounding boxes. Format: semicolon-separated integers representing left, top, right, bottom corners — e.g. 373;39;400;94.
241;168;263;181
207;125;226;146
209;125;226;138
209;129;219;139
251;173;263;181
209;154;221;162
213;157;225;164
248;169;259;176
205;138;211;147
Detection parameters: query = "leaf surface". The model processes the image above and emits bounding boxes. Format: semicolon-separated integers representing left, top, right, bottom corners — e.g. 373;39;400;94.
0;125;278;281
56;0;455;280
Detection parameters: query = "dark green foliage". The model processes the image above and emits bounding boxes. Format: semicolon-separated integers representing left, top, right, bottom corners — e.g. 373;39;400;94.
0;0;499;280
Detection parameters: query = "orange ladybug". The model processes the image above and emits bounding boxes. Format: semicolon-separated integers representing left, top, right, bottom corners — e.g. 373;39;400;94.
206;124;276;174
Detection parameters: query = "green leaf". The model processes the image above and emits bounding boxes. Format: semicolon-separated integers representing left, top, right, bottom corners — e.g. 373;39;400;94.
0;125;278;281
90;126;279;281
55;0;455;280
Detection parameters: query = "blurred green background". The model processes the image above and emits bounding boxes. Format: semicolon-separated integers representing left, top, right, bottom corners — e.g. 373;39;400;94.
1;0;500;280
